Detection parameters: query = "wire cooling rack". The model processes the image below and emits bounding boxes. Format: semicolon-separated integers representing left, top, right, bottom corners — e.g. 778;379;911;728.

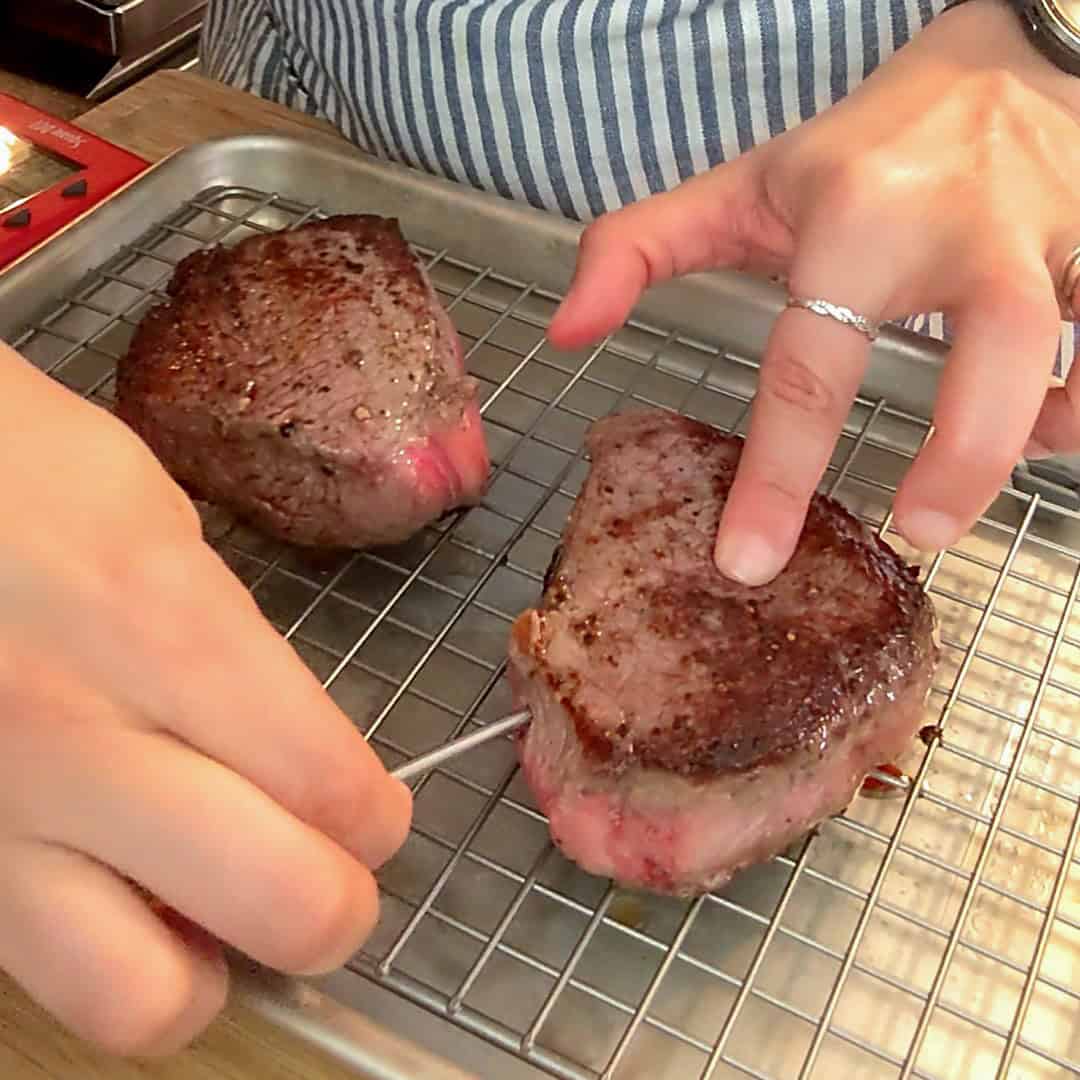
10;185;1080;1080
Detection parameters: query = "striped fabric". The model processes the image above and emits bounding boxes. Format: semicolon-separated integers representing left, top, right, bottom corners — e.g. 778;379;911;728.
200;0;1075;368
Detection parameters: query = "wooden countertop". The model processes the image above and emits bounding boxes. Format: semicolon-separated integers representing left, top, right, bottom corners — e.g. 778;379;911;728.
0;70;370;1080
74;70;348;161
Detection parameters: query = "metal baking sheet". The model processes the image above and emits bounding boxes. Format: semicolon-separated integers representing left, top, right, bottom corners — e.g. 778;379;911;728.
1;134;1078;1080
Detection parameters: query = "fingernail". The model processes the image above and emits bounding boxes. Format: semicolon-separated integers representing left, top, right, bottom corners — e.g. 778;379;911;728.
714;532;782;586
1023;437;1055;461
899;510;958;552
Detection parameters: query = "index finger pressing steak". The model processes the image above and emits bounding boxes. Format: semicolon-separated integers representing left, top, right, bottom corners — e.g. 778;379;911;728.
116;215;489;549
509;410;938;897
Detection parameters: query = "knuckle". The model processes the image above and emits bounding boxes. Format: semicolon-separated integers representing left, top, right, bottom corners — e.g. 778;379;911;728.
268;858;378;974
97;542;222;671
363;776;413;870
105;541;200;621
380;781;413;866
818;154;889;216
967;272;1061;345
759;350;836;418
580;210;663;278
75;952;200;1056
297;767;366;836
109;420;204;539
294;764;377;853
1017;290;1062;339
579;214;618;256
120;541;201;598
982;272;1056;321
760;474;811;512
164;482;203;538
933;426;1017;480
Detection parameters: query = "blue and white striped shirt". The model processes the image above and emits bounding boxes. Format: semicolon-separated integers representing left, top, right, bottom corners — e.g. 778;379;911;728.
200;0;1074;363
202;0;947;219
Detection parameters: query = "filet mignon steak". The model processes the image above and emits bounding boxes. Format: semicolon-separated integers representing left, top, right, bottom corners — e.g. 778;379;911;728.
508;410;938;897
116;215;489;549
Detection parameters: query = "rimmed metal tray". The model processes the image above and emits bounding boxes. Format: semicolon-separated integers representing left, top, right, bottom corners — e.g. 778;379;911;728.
1;134;1078;1080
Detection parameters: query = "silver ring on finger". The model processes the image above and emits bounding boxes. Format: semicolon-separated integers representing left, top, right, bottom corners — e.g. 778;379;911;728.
785;295;880;341
1059;245;1080;317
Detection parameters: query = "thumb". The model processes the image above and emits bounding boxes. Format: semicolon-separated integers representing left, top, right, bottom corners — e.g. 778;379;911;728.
547;153;786;350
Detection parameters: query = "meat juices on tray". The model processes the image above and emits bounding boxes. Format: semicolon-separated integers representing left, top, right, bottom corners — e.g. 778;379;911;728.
116;215;489;549
509;410;938;897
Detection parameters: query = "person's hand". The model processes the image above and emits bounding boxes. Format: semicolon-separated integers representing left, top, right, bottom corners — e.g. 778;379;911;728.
548;0;1080;585
0;341;411;1055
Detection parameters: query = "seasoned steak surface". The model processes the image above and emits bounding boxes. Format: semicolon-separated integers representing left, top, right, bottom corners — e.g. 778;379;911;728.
509;410;938;895
115;214;489;549
529;411;935;778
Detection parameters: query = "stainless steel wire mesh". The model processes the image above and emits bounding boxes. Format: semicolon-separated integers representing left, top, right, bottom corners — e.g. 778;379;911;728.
12;184;1080;1080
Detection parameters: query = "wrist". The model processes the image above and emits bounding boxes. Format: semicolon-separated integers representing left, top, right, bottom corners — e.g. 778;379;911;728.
939;0;1080;118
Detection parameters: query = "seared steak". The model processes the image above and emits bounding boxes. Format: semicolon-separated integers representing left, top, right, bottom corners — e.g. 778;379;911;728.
509;410;938;897
116;215;489;548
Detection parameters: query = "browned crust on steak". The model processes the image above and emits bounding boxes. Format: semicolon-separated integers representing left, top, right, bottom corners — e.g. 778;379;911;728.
112;214;486;548
115;215;471;447
518;410;938;779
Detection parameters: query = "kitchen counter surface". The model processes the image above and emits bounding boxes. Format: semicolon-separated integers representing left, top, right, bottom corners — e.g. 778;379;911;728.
0;69;376;1080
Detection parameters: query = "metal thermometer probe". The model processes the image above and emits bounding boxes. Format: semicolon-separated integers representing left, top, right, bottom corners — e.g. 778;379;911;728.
390;709;912;793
